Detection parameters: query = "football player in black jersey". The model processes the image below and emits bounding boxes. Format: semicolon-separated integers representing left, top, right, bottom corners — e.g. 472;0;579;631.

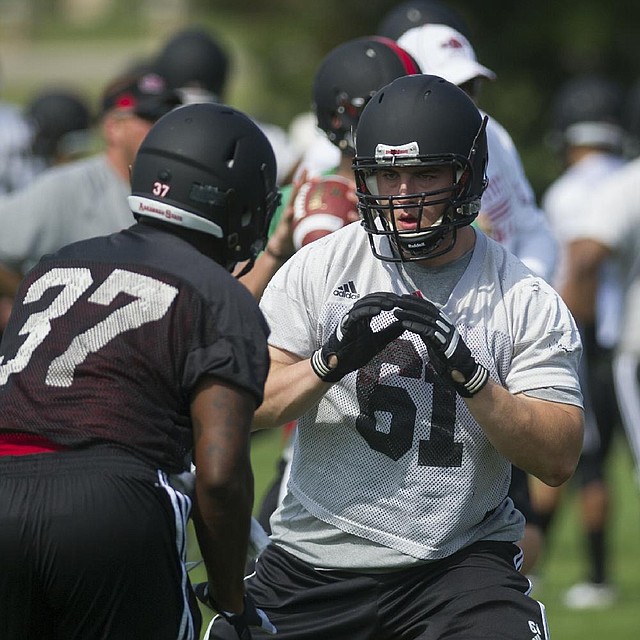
0;102;279;639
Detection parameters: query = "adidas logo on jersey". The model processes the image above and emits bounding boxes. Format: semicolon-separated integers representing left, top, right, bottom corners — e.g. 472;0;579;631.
333;280;360;299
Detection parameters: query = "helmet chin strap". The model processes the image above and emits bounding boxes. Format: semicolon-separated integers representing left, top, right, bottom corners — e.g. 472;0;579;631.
381;207;453;261
232;258;254;277
392;226;454;261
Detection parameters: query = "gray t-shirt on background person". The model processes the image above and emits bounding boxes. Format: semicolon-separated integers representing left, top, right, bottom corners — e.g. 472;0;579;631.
0;154;131;275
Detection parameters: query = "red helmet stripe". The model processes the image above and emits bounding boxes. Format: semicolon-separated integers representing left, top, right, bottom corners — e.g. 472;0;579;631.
371;36;422;75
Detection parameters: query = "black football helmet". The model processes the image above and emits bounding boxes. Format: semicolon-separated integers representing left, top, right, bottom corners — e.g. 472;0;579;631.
377;0;472;41
25;89;91;162
129;102;280;271
155;27;229;103
312;36;420;156
548;74;625;154
353;74;488;262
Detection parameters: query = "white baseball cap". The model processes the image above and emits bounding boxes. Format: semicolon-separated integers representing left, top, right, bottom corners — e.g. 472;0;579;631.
398;23;496;87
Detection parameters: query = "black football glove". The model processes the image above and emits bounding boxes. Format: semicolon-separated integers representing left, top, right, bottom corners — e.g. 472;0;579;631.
393;294;489;397
194;583;276;639
310;292;404;382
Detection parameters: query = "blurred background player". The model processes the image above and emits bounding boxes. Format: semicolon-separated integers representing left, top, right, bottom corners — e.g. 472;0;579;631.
287;33;424;181
24;86;93;171
0;63;61;329
153;25;297;186
397;22;557;284
0;68;180;343
240;35;420;301
539;75;632;608
275;35;420;226
287;0;474;181
154;25;229;105
0;68;180;303
0;55;42;195
377;0;473;41
560;141;640;476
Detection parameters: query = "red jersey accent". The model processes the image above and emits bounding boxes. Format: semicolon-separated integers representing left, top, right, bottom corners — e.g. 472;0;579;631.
0;433;67;456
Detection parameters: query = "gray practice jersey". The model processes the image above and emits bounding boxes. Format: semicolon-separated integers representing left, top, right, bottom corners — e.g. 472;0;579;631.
260;222;582;566
0;154;131;274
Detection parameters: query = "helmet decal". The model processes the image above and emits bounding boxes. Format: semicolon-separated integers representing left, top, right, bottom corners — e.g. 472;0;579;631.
128;195;224;237
375;141;421;162
152;182;171;197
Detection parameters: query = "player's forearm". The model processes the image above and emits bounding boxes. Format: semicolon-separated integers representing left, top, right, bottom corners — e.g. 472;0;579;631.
190;381;256;612
240;181;297;301
561;238;609;323
252;359;330;430
465;380;584;487
192;466;253;614
561;264;598;324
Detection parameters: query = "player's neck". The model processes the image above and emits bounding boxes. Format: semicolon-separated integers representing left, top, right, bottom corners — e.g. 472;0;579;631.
415;226;476;268
139;219;225;264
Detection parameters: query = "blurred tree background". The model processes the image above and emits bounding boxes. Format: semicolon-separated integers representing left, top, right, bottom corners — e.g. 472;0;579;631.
2;0;640;197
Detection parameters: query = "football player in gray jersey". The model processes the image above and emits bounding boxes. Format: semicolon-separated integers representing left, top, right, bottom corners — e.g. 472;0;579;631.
206;75;584;640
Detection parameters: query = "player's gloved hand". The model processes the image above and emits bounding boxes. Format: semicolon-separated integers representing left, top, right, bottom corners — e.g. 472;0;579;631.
393;294;489;397
194;583;277;639
310;292;404;382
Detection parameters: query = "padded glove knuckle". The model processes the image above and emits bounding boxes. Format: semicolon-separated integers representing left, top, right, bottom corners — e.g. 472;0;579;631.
310;292;404;382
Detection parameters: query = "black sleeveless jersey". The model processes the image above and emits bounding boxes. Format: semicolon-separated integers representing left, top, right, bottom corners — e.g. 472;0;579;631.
0;223;270;472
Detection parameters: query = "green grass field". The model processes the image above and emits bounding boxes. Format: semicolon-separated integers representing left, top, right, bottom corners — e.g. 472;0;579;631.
531;432;640;639
192;428;640;639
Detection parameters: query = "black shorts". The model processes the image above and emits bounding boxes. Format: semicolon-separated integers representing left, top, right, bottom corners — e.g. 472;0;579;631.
209;542;549;640
577;329;620;486
0;447;200;640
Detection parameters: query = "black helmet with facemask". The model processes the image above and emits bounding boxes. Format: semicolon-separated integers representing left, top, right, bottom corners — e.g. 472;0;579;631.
129;102;280;272
353;74;488;262
313;36;421;157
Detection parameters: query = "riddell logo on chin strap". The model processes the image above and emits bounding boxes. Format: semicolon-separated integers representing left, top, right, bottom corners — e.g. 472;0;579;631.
333;281;360;299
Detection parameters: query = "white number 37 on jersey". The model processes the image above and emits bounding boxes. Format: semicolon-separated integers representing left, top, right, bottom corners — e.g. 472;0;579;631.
0;267;178;387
